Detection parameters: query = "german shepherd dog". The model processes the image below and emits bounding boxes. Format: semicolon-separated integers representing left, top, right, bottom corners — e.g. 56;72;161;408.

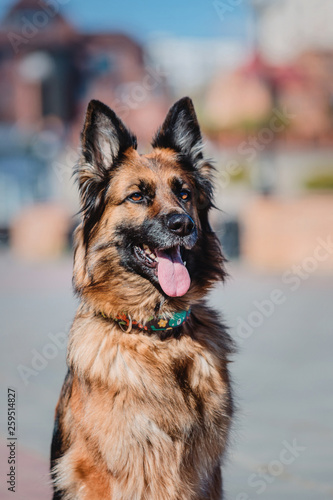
51;97;234;499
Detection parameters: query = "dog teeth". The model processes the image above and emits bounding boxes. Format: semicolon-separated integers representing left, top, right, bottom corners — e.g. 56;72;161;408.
142;244;159;262
150;251;159;262
184;261;187;267
143;245;152;256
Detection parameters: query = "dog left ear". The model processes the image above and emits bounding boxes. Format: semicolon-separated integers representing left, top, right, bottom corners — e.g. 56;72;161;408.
152;97;203;167
77;100;137;195
76;100;137;245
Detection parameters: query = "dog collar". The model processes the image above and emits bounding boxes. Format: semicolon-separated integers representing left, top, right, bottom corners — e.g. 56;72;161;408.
100;308;191;333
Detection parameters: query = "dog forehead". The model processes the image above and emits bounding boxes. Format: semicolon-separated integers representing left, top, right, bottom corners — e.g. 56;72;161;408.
114;148;188;187
143;147;178;167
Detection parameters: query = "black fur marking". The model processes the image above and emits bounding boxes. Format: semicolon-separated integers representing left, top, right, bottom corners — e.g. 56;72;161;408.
80;174;109;249
50;370;73;499
136;179;156;200
172;359;202;416
50;370;72;464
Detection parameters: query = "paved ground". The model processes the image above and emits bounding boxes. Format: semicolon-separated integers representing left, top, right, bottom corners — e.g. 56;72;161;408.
0;252;332;499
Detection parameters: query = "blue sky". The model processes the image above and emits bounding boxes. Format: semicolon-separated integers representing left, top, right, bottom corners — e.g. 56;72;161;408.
0;0;252;43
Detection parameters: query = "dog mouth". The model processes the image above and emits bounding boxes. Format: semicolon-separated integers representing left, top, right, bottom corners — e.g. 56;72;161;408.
134;244;159;269
134;244;190;298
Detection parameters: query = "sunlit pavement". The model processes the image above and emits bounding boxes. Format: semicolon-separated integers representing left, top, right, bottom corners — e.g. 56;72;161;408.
0;252;332;499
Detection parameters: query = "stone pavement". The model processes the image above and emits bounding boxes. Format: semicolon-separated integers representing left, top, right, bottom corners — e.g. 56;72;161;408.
0;252;332;499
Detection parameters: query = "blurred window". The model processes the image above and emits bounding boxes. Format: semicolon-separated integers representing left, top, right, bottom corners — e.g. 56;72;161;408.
89;53;117;76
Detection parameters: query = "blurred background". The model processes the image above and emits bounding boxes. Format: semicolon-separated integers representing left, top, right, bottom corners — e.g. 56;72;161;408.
0;0;332;498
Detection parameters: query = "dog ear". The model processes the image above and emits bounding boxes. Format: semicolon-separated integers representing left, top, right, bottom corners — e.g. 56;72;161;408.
77;99;137;192
152;97;203;166
76;100;137;245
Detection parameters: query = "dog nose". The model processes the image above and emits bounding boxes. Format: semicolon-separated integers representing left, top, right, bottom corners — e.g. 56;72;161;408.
167;214;195;237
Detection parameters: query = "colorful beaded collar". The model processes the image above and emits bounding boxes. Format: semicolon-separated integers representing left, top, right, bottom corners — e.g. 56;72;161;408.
100;308;191;333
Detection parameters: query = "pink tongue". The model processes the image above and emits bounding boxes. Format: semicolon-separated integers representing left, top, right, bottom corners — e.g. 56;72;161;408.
156;247;191;297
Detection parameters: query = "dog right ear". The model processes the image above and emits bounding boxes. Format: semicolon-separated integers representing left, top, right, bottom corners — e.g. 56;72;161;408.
152;97;203;167
76;100;137;199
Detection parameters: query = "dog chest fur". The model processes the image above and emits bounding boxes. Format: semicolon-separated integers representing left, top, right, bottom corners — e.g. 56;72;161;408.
55;312;232;499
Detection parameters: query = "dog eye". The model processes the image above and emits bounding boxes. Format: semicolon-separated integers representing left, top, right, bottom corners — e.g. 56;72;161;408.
179;190;191;201
129;192;144;202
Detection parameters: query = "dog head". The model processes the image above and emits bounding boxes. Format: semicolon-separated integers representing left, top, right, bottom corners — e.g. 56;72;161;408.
73;98;226;315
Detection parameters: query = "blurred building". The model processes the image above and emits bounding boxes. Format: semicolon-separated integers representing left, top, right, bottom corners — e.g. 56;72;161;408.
0;0;169;143
278;50;333;143
204;64;272;132
0;0;170;249
202;48;333;146
146;37;249;96
257;0;333;64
